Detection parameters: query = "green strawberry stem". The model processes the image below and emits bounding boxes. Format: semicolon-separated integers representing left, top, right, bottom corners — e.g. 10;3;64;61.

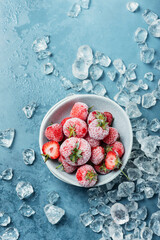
41;154;50;163
120;168;130;181
56;163;64;171
88;106;94;112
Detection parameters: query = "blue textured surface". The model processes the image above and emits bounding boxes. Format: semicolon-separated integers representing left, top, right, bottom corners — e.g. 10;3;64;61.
0;0;160;239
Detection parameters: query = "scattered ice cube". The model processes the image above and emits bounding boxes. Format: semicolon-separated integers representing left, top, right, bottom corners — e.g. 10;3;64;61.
32;37;48;52
149;211;160;236
148;19;160;38
134;27;148;43
153;89;160;100
44;204;65;225
68;3;81;18
144;186;154;199
0;212;11;226
53;69;59;77
138;79;148;90
107;190;121;203
88;196;102;207
136;220;147;230
37;50;52;60
22;149;35;165
136;179;146;193
87;187;101;197
19;203;35;217
127;168;142;181
0;129;15;148
140;227;153;240
111;203;129;225
97;203;110;216
149;118;160;132
90;216;104;232
136;130;148;144
140;47;155;64
90;65;103;80
22;102;37;119
142;92;156;108
138;42;148;49
136;118;148;130
108;222;123;240
128;63;137;70
142;9;158;25
141;135;160;154
80;212;94;226
125;219;136;231
72;58;89;80
126;2;139;13
60;76;73;90
154;60;160;71
144;72;154;81
82;79;93;92
95;51;111;67
107;70;117;81
89;207;98;216
128;192;144;201
16;181;34;200
117;182;135;198
44;63;54;75
1;168;13;181
113;59;126;75
77;45;93;67
134;156;155;174
125;82;139;92
125;69;136;81
48;191;60;204
80;0;90;9
114;90;130;107
1;227;19;240
116;76;127;91
131;207;147;220
125;102;142;118
72;82;83;92
92;83;106;96
125;201;138;213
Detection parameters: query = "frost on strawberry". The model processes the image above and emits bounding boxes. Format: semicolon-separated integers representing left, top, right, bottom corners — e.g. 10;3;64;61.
76;164;98;187
85;133;100;148
94;162;110;175
45;123;64;142
70;102;88;121
88;119;109;140
90;146;105;165
63;118;87;138
111;141;125;158
57;156;77;173
103;127;119;145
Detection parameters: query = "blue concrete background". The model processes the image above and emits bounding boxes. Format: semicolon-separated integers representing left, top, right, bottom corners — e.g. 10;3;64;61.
0;0;160;239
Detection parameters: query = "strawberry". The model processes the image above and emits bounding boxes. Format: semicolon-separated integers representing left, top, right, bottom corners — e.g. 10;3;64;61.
76;164;98;187
42;141;60;162
63;118;87;138
105;151;121;170
111;141;125;158
60;137;91;166
88;119;109;140
70;102;88;121
85;133;100;148
87;111;107;124
61;117;71;126
57;156;77;173
103;112;113;126
103;127;119;145
45;123;64;142
90;146;105;165
94;161;110;175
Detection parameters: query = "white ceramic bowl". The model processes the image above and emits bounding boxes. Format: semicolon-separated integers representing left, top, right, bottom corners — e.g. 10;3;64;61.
39;94;133;187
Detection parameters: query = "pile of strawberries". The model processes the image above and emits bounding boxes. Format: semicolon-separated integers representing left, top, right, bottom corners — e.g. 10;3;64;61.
42;102;125;187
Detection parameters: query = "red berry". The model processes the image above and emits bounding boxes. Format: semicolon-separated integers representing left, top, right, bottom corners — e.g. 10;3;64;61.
70;102;88;121
61;117;71;126
76;164;98;187
63;118;87;138
94;161;110;175
105;151;121;170
88;119;109;140
103;112;113;126
45;123;64;142
87;111;107;124
85;133;100;148
42;141;60;161
103;127;119;145
111;141;125;158
90;146;105;165
60;137;91;166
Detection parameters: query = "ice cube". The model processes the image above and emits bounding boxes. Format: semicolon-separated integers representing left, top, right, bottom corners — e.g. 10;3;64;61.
22;149;35;165
131;207;147;220
97;202;110;216
108;222;123;240
16;181;34;200
125;201;138;213
44;204;65;225
138;79;148;90
142;9;158;25
113;59;126;75
114;90;130;107
90;65;103;80
144;72;154;81
142;92;156;108
140;227;153;240
88;196;102;207
126;2;139;12
125;102;142;118
89;207;98;216
134;156;155;174
149;118;160;132
37;50;52;60
0;212;11;226
32;37;48;52
87;187;101;197
148;19;160;38
92;83;106;96
117;182;135;198
72;58;89;80
60;76;73;90
1;168;13;181
141;135;160;154
125;69;136;81
128;193;144;201
22;102;37;119
125;219;136;231
111;203;129;225
134;27;148;43
68;3;81;18
154;60;160;71
136;130;148;144
138;42;148;49
149;211;160;236
1;227;19;240
107;71;117;81
125;82;139;92
72;82;83;92
82;79;93;92
128;63;137;70
144;187;154;199
116;76;127;91
53;69;59;77
136;220;146;230
77;45;93;67
79;0;90;9
80;212;94;226
127;168;142;181
140;47;155;64
90;216;104;232
107;190;121;203
48;191;60;204
19;203;35;217
43;63;54;75
95;51;111;67
136;118;148;130
0;129;15;148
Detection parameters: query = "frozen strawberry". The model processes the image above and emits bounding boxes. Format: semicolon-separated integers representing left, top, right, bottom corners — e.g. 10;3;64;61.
63;118;87;138
94;161;110;175
45;123;64;142
87;111;106;124
90;146;105;165
60;137;91;166
76;164;98;187
88;119;109;140
103;127;119;145
85;133;100;148
70;102;88;121
105;151;121;170
61;117;71;126
42;141;60;162
111;141;125;158
57;155;77;173
103;112;113;126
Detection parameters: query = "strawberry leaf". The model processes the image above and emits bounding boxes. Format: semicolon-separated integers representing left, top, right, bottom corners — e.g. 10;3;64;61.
69;142;82;163
85;170;97;183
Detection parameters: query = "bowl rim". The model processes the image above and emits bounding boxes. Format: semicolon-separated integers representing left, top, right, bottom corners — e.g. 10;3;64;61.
39;94;133;187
